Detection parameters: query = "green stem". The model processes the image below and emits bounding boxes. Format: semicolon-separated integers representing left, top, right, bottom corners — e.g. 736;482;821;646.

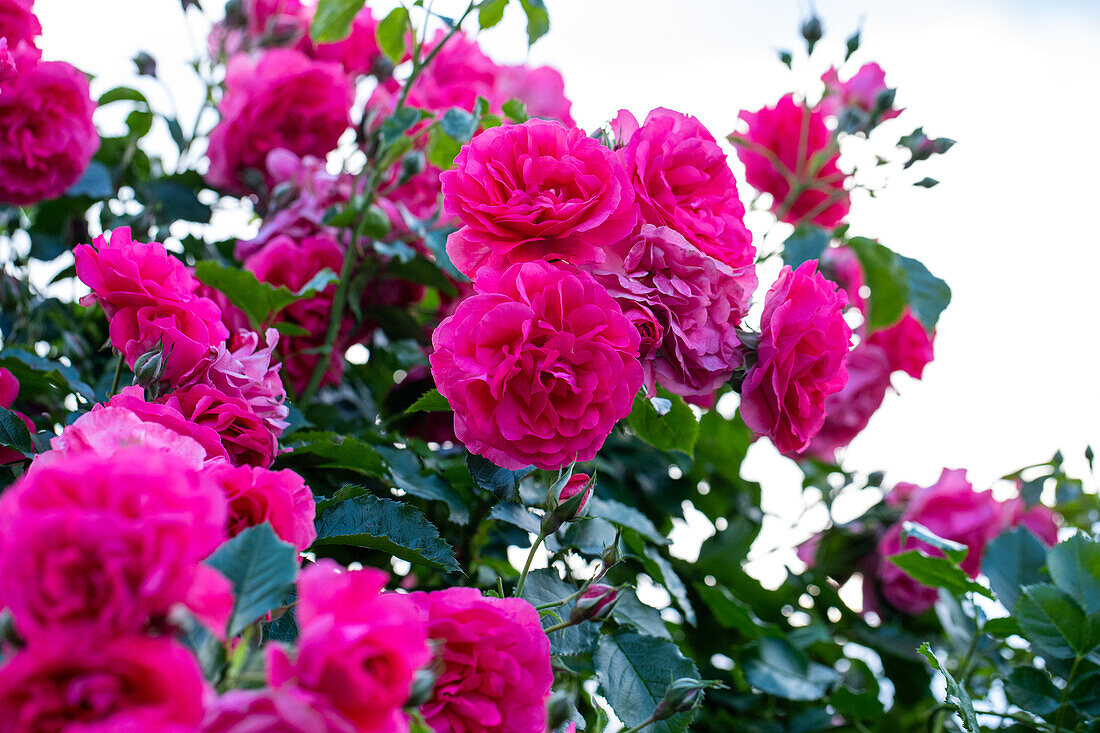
1054;655;1083;732
396;1;477;111
109;352;124;396
543;619;573;634
619;714;660;733
513;530;547;598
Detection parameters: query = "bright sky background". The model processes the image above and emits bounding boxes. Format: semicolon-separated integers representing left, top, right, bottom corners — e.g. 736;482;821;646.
33;0;1100;576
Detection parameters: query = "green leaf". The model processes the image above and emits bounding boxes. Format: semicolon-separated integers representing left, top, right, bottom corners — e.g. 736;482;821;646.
142;179;211;223
1046;534;1100;615
887;550;993;599
592;496;668;546
65;161;114;199
194;261;336;328
375;445;470;525
478;0;509;29
983;616;1022;638
278;431;386;478
914;177;939;188
379;107;423;152
490;501;540;534
97;86;148;106
0;349;95;403
983;527;1048;613
900;521;968;563
520;569;597;655
0;407;32;457
613;591;671;640
439;107;479;143
1017;583;1099;658
273;322;311;337
896;254;951;331
695;583;770;639
744;638;837;701
1005;666;1061;716
919;643;979;733
501;98;528;123
375;6;410;62
848;237;908;330
640;545;695;624
426;125;463;170
206;523;300;638
517;0;549;46
595;630;699;733
311;0;366;43
782;226;830;269
628;388;699;457
313;493;461;573
406;388;451;414
1069;671;1100;716
466;453;532;503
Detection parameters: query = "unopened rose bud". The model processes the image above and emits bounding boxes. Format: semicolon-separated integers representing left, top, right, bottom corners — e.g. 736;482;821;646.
801;15;823;55
407;668;436;708
653;678;721;720
541;472;594;534
133;342;167;394
600;532;623;570
569;583;623;625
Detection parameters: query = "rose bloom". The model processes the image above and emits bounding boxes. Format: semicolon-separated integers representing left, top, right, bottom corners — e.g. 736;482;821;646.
166;384;277;468
206;48;352;193
245;232;347;392
874;469;1006;615
0;44;98;205
204;463;317;551
431;261;643;471
202;688;355;733
739;260;852;454
0;367;32;465
0;0;41;49
268;560;430;733
74;228;199;316
44;404;208;470
804;343;892;462
616;107;754;269
441;119;637;278
496;63;574;124
0;637;206;732
590;224;756;398
820;62;903;122
100;385;230;462
1000;495;1059;546
867;308;935;379
410;588;553;733
108;296;229;385
0;449;228;642
819;245;866;319
733;94;850;228
0;38;16;85
197;328;289;436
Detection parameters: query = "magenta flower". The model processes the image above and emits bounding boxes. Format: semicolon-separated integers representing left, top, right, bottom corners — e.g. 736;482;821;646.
165;384;278;468
867;308;935;379
204;463;317;551
820;62;903;122
430;261;643;470
804;343;892;462
198;328;289;436
202;688;356;733
0;0;41;50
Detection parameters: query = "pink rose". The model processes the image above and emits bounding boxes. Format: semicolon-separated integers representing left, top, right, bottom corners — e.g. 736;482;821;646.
0;44;98;205
0;38;16;85
1001;495;1059;547
206;49;352;193
204;463;317;551
820;62;903;124
410;587;553;733
0;637;206;731
0;367;31;465
497;64;574;125
45;405;208;469
244;232;347;393
589;224;756;398
733;94;850;228
198;328;289;436
875;469;1004;614
0;449;228;641
559;472;593;512
441;119;638;278
740;260;852;454
166;384;277;468
202;688;355;733
820;245;866;318
617;108;754;269
0;0;41;49
74;228;199;316
99;385;229;462
243;0;307;42
867;308;935;379
804;343;892;462
269;560;430;733
108;297;228;385
400;30;503;113
430;261;643;470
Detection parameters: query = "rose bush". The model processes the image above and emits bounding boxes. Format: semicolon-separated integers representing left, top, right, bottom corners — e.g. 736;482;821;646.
0;2;1087;732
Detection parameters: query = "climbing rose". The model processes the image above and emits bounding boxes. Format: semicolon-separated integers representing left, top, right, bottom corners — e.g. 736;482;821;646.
410;588;553;733
430;261;643;470
820;62;903;123
107;296;229;385
496;63;574;124
74;228;199;315
0;450;228;642
589;224;756;398
441;119;637;278
0;637;206;731
206;48;352;193
45;405;208;470
740;260;852;454
867;308;935;379
820;245;866;318
805;343;892;462
0;38;16;85
268;560;430;733
204;463;317;551
0;44;97;205
1000;494;1059;547
202;688;356;733
99;385;229;463
198;328;289;436
166;384;277;468
616;107;754;268
734;94;850;227
0;368;31;465
0;0;41;49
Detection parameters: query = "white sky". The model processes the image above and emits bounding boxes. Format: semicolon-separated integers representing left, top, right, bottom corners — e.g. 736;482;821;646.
33;0;1100;574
